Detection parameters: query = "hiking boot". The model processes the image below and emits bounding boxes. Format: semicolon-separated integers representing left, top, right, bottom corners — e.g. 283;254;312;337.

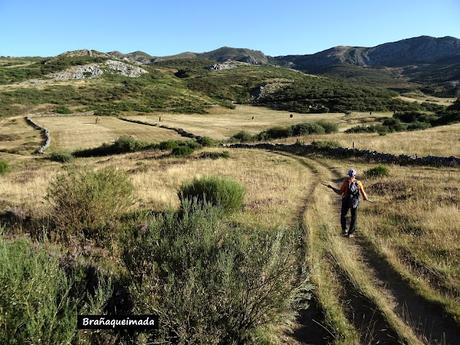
342;231;349;237
348;233;355;238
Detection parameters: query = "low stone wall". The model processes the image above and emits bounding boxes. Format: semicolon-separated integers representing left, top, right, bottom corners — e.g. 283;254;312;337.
119;117;201;140
226;142;460;168
25;116;50;154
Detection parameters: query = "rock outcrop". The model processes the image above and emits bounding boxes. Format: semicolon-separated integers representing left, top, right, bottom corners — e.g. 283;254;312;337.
47;60;147;80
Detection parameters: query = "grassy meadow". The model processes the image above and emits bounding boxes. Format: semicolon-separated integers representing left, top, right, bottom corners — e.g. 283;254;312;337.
0;56;459;344
33;115;185;151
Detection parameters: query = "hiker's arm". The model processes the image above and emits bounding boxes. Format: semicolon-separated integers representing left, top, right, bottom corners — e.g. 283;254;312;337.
359;182;369;201
329;185;342;194
337;180;347;195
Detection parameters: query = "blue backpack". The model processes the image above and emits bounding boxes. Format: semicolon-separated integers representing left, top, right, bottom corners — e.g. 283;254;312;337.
347;181;360;208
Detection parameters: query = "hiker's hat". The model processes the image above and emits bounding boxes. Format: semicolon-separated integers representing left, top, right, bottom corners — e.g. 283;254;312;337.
347;169;356;177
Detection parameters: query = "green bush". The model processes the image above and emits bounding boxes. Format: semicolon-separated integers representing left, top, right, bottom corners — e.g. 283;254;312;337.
0;236;111;345
46;167;134;243
255;121;338;140
73;136;152;157
291;122;325;136
112;135;146;152
365;165;390;178
199;151;230;159
179;176;245;213
317;120;339;133
123;203;308;344
0;159;10;175
231;130;254;142
258;126;293;140
196;136;215;147
54;105;71;114
172;145;194;156
311;140;341;149
158;139;181;150
49;151;73;163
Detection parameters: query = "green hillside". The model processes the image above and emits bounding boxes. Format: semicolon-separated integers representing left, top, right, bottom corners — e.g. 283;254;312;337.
0;52;429;118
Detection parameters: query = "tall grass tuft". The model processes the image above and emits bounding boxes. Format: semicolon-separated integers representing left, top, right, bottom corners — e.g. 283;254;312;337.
365;165;390;178
0;159;10;175
179;176;245;213
46;167;134;243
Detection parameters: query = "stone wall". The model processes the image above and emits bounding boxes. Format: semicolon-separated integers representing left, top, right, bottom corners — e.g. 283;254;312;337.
119;117;201;140
25;117;50;154
226;142;459;168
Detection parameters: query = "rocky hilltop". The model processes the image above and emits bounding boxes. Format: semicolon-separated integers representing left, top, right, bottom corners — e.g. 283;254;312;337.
48;59;147;80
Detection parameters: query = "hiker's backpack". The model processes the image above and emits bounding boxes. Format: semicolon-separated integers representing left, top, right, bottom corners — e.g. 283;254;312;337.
347;181;360;208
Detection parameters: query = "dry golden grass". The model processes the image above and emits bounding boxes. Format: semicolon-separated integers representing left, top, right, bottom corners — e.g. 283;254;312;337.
0;148;312;230
321;158;460;321
33;115;185;151
397;94;457;107
0;116;41;156
128;105;390;139
299;156;425;345
278;123;460;157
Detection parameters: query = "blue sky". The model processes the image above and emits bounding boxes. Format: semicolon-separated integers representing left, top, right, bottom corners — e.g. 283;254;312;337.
1;0;459;56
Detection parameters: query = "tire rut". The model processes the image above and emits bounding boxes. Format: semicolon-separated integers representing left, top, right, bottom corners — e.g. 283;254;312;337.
269;151;333;345
313;158;460;345
272;151;401;344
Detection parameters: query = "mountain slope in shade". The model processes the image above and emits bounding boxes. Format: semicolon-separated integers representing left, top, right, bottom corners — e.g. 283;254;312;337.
274;36;460;70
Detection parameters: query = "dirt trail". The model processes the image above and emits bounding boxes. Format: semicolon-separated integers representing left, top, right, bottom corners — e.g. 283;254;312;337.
271;152;402;344
312;158;460;345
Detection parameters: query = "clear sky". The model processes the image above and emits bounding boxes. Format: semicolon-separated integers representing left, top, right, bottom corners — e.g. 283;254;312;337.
1;0;459;57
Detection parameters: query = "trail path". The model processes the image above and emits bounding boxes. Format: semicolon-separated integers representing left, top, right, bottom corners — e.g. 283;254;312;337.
262;150;460;345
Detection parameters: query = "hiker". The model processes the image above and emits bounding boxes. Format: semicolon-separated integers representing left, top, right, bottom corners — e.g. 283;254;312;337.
324;169;369;237
95;117;99;124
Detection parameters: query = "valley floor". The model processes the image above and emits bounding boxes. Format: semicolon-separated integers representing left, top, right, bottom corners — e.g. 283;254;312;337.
0;105;459;344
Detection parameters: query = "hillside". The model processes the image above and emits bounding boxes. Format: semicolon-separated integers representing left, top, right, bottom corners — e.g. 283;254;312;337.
274;36;460;96
0;49;427;118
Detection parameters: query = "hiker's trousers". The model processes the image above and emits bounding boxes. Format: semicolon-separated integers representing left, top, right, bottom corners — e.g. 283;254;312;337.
340;201;358;234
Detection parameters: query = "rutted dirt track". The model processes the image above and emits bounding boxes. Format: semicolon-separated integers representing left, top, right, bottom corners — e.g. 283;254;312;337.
262;150;460;345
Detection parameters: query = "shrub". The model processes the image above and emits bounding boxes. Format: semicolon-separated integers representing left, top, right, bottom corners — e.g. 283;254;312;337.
158;139;181;150
54;105;71;114
365;165;390;178
112;135;146;152
317;120;339;133
258;126;293;140
73;136;151;157
406;121;431;131
291;122;325;136
179;176;245;213
382;118;407;131
0;236;111;345
311;140;341;149
196;136;215;147
123;203;308;344
172;145;194;156
46;167;134;242
199;151;230;159
231;130;253;142
49;151;73;163
0;159;10;175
